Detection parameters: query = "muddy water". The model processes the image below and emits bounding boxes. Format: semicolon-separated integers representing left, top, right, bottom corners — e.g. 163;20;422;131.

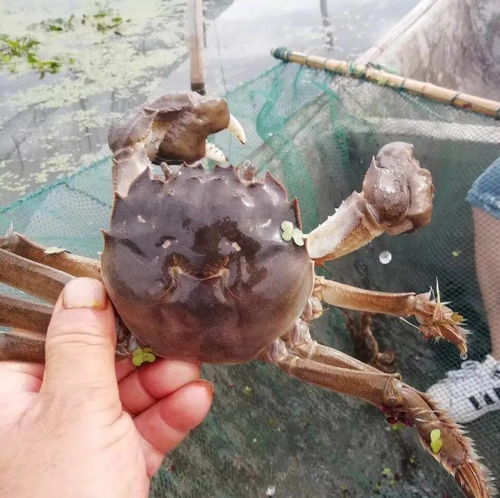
0;0;419;204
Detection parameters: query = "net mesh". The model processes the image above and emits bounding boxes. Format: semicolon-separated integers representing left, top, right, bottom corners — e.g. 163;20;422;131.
1;62;500;497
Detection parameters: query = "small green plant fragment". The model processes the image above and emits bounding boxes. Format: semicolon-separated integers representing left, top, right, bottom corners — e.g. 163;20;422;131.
390;423;405;431
267;416;279;427
41;15;76;32
430;428;443;454
243;386;253;395
0;34;64;77
381;467;393;478
28;55;62;78
280;221;293;241
132;347;156;366
451;312;464;323
84;9;126;34
281;221;305;246
0;35;40;73
292;228;305;246
44;246;68;255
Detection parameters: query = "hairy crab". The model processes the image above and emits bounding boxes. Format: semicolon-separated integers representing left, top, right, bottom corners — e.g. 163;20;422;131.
0;92;494;498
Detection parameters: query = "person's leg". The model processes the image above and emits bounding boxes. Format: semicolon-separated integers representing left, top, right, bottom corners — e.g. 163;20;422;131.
426;158;500;423
472;207;500;360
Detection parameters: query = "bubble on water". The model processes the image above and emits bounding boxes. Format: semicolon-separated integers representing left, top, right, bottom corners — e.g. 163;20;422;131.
379;250;392;264
460;352;468;360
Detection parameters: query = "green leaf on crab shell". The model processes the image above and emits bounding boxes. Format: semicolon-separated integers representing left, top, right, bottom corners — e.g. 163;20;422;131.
281;221;305;246
292;228;305;246
280;221;294;241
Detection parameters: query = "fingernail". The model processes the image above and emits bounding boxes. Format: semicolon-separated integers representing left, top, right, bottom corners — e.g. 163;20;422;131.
196;379;214;396
63;278;108;310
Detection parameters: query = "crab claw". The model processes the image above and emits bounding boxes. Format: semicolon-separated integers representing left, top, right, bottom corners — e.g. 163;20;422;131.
108;92;246;196
307;142;434;263
227;113;246;144
205;142;227;163
205;114;246;163
412;291;469;354
362;142;434;235
383;385;495;498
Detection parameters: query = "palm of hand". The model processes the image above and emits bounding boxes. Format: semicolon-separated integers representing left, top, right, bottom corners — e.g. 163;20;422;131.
0;357;211;498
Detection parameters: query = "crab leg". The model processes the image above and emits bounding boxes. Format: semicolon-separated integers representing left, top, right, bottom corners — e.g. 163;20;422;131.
0;248;67;362
0;232;99;338
0;295;52;333
286;318;381;373
0;329;45;363
340;310;396;371
264;339;494;498
0;290;50;363
299;295;395;370
0;247;71;303
0;245;134;363
307;142;433;262
314;276;468;354
0;318;133;364
0;232;101;279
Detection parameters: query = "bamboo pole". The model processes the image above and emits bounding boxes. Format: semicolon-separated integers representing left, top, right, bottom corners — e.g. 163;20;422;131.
271;48;500;119
188;0;205;95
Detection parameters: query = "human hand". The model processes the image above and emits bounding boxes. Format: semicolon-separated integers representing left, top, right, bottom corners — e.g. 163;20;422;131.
0;278;213;498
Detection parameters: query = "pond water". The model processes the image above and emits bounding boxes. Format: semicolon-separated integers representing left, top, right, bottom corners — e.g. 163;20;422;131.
0;0;419;204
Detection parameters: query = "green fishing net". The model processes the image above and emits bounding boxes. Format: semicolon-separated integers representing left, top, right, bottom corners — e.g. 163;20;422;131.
1;61;499;496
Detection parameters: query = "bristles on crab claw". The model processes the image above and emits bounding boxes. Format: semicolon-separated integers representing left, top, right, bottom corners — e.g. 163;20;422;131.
410;281;469;354
386;388;496;498
4;221;14;237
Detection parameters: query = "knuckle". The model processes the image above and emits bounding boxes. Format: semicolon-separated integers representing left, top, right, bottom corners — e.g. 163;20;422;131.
50;319;104;339
48;320;109;350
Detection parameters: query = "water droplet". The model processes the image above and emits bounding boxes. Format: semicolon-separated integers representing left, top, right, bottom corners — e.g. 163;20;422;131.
379;250;392;264
460;352;468;361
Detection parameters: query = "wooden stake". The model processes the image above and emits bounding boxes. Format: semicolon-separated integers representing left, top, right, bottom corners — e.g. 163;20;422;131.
188;0;205;95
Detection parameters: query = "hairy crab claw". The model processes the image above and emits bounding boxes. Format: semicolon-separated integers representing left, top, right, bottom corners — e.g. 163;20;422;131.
307;142;434;261
108;91;246;196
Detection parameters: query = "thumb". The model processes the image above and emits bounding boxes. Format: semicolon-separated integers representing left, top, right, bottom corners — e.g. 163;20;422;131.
42;277;118;398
